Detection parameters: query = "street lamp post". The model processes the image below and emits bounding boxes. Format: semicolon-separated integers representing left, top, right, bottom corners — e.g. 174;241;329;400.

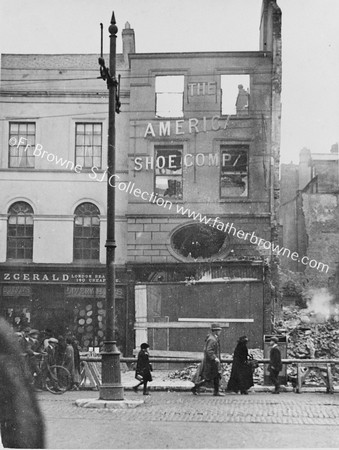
99;12;124;401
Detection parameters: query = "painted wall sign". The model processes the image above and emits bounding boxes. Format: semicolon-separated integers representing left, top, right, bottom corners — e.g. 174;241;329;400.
187;82;217;96
144;115;230;138
134;151;235;171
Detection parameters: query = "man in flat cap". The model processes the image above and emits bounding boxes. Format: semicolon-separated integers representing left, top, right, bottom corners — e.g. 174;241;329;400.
192;323;224;396
269;336;282;394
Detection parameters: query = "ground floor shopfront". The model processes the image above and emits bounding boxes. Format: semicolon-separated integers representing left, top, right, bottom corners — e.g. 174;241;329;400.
0;260;277;357
129;260;275;355
0;264;134;356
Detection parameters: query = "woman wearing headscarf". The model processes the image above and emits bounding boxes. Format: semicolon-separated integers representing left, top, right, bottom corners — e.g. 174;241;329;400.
227;335;253;395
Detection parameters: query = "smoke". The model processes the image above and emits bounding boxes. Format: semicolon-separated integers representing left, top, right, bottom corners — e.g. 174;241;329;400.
304;288;337;322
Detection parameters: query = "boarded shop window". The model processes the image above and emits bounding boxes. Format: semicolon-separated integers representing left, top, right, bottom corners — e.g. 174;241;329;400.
7;202;34;260
155;75;184;118
154;145;183;199
221;75;250;116
8;122;36;168
74;203;100;261
171;223;229;260
220;146;248;197
75;123;102;169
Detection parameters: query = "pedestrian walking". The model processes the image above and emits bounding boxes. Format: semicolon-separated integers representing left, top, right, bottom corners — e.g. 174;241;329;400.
191;323;224;396
133;343;153;395
226;335;254;395
269;336;282;394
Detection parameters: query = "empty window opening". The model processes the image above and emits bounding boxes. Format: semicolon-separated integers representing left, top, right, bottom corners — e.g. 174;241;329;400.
221;75;250;116
155;75;184;118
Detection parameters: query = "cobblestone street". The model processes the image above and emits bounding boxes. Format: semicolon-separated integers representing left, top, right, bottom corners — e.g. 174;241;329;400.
40;390;339;448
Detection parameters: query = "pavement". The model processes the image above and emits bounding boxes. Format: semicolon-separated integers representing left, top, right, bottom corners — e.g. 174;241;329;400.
27;369;339;449
83;368;339;394
39;388;339;449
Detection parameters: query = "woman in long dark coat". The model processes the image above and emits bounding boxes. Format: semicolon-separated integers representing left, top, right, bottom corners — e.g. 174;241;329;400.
227;335;253;395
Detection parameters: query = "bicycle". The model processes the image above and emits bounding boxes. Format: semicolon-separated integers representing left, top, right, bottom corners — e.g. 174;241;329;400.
35;353;72;394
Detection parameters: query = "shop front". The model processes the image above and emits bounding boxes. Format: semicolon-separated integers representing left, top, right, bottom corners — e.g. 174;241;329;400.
0;265;133;355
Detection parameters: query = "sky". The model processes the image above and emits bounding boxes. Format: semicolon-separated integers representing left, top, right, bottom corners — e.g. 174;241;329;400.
1;0;339;164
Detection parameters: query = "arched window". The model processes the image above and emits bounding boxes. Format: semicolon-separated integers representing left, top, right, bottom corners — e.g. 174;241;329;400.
7;202;34;260
74;203;100;261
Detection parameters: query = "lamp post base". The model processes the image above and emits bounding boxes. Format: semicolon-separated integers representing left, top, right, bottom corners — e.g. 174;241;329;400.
99;384;124;401
99;341;124;401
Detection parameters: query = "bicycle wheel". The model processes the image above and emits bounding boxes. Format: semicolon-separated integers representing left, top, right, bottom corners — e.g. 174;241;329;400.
46;366;71;394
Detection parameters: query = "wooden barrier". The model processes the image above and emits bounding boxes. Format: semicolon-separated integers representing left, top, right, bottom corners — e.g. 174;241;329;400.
79;356;339;393
79;361;101;390
295;362;335;394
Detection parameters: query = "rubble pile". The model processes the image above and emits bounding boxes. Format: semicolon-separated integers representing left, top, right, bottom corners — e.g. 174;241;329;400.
168;349;265;386
275;306;339;359
168;365;198;381
275;305;339;386
167;305;339;386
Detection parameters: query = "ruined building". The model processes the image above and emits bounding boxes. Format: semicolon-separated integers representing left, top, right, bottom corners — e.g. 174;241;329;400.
0;0;282;355
280;146;339;303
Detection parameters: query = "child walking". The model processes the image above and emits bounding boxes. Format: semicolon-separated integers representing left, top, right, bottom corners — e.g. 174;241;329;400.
133;343;152;395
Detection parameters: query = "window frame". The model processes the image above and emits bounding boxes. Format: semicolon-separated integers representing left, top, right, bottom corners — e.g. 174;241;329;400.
7;202;34;261
220;74;250;117
73;203;100;262
155;75;185;118
154;144;184;200
75;123;103;169
219;145;249;199
8;122;36;168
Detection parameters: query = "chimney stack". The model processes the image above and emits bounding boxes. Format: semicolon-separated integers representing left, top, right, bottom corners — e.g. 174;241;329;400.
330;143;338;154
122;22;135;64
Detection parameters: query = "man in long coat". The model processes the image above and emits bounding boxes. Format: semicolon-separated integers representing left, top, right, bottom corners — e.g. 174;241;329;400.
269;336;282;394
192;323;224;396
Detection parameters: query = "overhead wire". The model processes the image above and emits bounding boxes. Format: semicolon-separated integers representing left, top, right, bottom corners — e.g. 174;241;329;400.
0;67;274;87
0;111;274;121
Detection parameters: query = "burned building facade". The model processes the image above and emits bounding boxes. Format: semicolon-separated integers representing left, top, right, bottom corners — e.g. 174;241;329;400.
280;146;339;303
0;0;282;355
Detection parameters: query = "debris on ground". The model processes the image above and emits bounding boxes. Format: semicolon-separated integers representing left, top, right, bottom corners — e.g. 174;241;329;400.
168;304;339;386
167;351;264;387
274;306;339;360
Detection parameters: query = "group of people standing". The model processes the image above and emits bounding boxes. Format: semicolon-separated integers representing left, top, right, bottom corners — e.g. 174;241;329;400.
16;327;81;391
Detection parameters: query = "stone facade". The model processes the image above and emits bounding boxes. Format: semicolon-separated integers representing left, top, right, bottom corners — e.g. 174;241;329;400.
0;1;282;354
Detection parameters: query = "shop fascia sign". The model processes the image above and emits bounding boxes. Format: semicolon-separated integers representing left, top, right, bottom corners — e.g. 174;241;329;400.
2;272;106;283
